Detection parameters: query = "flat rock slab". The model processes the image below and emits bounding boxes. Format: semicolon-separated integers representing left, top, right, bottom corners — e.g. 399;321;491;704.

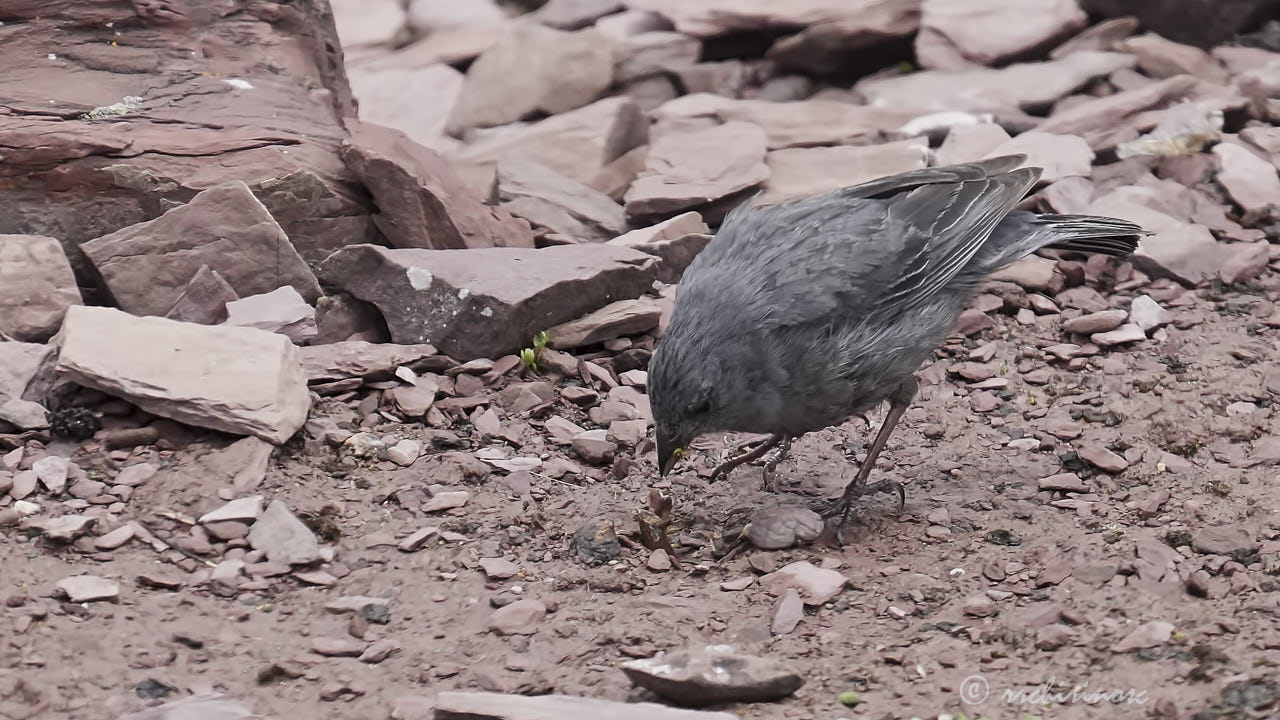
917;0;1086;70
625;121;768;222
0;234;83;342
760;139;928;205
223;286;317;344
547;297;662;349
81;182;321;318
116;693;257;720
448;97;648;196
248;499;321;566
447;24;613;134
56;574;119;603
620;646;804;706
0;342;51;402
298;341;439;383
53;306;311;444
494;154;626;242
341;120;534;250
855;51;1134;114
318;244;658;360
653;93;914;150
433;691;739;720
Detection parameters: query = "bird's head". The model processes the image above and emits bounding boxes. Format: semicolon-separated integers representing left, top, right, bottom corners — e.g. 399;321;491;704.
648;338;719;476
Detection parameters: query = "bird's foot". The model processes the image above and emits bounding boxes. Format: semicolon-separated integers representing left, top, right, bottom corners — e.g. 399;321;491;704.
708;435;782;484
759;438;793;492
819;479;906;545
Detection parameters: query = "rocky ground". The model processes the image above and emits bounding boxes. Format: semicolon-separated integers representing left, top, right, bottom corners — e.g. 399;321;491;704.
3;1;1280;719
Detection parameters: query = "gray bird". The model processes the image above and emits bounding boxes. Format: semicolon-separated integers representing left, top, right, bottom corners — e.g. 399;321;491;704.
649;155;1142;529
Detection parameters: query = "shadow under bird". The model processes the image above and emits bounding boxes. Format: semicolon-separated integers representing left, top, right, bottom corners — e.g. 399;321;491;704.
648;155;1144;534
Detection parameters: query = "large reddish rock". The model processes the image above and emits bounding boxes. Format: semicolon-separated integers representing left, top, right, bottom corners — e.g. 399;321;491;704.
447;23;614;135
625;121;769;223
52;306;311;444
916;0;1086;70
854;51;1133;114
0;234;83;342
317;244;659;360
340;120;535;250
447;97;648;197
0;2;372;274
983;132;1094;183
81;182;321;318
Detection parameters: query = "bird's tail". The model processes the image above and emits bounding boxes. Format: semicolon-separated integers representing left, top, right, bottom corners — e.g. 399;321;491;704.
1039;214;1146;257
978;211;1146;272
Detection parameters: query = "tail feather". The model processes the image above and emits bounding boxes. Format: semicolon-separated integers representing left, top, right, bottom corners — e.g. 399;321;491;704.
977;211;1145;273
1038;213;1146;257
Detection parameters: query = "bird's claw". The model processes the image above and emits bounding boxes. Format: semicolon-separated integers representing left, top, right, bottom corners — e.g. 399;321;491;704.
759;438;793;492
819;479;907;545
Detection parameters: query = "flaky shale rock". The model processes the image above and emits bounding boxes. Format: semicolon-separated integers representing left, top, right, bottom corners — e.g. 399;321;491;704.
0;2;371;273
81;182;321;317
319;244;659;360
53;306;310;444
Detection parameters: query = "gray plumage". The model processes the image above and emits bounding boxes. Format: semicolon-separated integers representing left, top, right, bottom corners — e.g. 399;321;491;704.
649;155;1142;506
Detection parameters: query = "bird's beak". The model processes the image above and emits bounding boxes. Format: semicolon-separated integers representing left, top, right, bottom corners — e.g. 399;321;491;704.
656;434;679;476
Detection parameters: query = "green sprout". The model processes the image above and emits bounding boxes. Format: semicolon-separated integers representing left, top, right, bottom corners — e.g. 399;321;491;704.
519;331;551;373
519;347;538;373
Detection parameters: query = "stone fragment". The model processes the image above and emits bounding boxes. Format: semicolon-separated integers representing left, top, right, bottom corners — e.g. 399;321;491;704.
448;97;648;195
1062;309;1127;335
348;63;464;152
298;341;438;384
1191;527;1255;558
493;154;626;241
318;244;658;360
1111;620;1173;652
80;182;320;317
53;306;311;444
488;598;547;635
247;499;321;566
223;287;317;344
1213;143;1280;217
984;132;1094;183
341;120;535;250
56;575;119;603
547;297;662;350
936;123;1012;166
199;496;264;524
748;506;824;550
855;52;1134;114
620;646;803;707
434;692;738;720
766;2;921;75
759;561;848;605
0;234;83;342
760;139;928;205
916;0;1087;70
448;24;613;134
164;265;238;325
625;121;768;222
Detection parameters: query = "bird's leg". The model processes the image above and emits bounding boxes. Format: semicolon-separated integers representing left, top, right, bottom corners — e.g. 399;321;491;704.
822;377;919;541
760;436;794;491
708;434;783;483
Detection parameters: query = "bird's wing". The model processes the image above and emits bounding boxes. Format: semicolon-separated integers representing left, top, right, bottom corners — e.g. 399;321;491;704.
689;156;1041;328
